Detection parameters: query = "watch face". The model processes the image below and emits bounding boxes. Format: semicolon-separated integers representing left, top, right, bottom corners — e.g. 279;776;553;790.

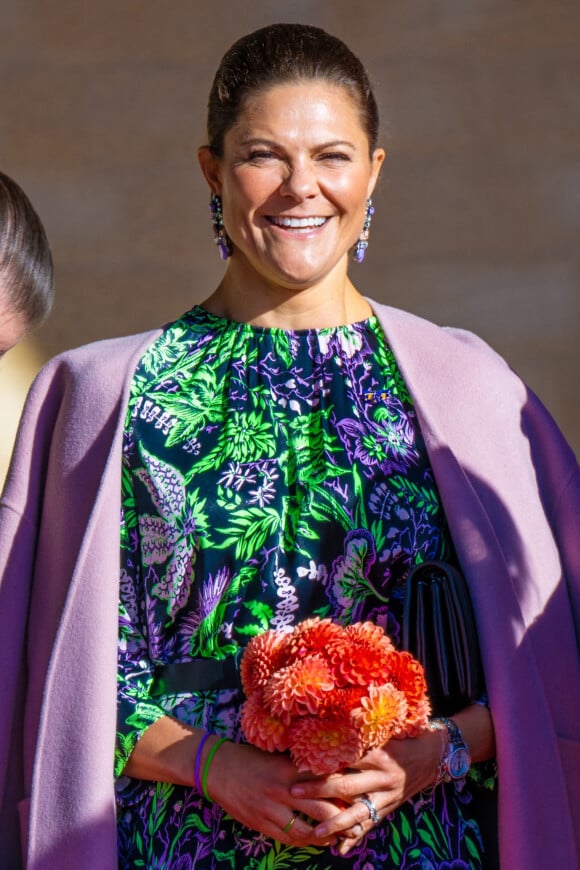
447;747;471;779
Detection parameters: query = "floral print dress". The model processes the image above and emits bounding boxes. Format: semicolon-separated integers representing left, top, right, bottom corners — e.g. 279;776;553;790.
116;307;493;869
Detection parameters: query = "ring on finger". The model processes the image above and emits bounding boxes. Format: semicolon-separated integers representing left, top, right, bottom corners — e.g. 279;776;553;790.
357;794;380;825
282;813;297;834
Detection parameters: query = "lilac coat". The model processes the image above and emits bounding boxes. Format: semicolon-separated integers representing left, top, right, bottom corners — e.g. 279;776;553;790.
1;302;579;869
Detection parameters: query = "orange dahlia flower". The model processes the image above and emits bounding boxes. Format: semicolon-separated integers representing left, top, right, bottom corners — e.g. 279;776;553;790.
386;650;431;736
289;715;363;775
319;685;368;718
326;621;394;688
240;692;290;753
285;617;345;659
264;655;335;717
351;683;408;748
239;629;289;696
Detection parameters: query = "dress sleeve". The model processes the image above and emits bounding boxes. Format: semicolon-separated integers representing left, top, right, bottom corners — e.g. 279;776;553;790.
115;459;167;778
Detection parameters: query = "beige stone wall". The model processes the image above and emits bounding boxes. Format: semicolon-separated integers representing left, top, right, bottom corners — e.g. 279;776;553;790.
1;1;579;485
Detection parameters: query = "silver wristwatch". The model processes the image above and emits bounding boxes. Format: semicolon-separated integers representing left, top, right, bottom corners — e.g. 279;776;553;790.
430;717;471;782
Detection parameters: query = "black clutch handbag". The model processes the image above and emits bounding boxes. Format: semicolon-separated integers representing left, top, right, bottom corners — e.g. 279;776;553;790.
403;560;485;717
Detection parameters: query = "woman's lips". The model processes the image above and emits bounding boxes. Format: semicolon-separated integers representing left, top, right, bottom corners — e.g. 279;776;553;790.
266;215;329;230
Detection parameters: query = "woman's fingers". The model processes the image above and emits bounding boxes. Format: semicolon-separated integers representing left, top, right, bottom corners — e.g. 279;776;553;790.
209;742;343;845
336;827;366;858
272;811;314;844
268;808;342;847
291;766;396;805
312;792;384;841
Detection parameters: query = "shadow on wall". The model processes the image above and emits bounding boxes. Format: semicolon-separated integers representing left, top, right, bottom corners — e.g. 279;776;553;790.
0;337;45;487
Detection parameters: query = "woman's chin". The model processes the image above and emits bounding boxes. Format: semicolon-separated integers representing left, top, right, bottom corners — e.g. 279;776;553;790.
248;253;347;294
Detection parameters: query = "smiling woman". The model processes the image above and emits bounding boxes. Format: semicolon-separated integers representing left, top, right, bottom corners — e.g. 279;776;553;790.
198;82;383;321
1;22;579;870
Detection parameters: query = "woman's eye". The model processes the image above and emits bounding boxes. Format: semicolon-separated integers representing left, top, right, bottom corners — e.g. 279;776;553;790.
248;150;278;162
319;152;351;162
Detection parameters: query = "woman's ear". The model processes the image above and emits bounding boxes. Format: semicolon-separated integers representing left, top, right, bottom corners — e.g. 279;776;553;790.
197;146;222;194
367;148;386;198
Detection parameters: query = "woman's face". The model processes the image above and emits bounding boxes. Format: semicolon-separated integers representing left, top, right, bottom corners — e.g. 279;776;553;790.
0;289;26;358
199;81;385;294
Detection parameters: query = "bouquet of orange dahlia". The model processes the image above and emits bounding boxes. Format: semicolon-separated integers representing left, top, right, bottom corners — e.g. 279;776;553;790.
240;618;431;775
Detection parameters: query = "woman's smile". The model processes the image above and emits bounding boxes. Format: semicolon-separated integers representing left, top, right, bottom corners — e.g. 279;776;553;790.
266;215;330;231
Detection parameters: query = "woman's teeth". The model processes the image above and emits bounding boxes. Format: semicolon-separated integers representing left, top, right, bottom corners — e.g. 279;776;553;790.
268;216;328;228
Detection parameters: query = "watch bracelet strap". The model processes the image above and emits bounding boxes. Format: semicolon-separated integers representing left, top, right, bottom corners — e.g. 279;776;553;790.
428;716;471;784
436;716;464;746
426;719;450;791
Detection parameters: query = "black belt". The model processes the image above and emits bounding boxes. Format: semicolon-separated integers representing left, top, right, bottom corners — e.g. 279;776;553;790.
151;652;243;695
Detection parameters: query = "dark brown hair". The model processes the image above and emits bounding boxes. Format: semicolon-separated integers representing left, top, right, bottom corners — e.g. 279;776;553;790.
207;23;379;156
0;170;54;330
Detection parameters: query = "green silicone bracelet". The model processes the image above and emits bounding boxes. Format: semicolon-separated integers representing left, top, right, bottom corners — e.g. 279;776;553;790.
202;736;228;801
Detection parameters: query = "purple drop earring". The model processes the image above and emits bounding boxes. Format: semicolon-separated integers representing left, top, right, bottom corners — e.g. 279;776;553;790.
209;193;233;260
353;198;375;264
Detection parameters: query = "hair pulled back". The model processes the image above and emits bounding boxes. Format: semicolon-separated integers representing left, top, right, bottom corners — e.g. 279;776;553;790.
207;23;379;156
0;171;54;329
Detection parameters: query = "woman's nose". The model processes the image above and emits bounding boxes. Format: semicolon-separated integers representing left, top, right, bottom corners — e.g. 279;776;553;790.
280;161;318;199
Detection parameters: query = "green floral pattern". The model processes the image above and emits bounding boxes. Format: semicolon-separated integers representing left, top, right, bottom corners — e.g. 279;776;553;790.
116;307;493;868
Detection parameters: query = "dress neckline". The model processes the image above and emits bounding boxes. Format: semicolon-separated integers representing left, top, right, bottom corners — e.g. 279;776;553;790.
187;304;378;337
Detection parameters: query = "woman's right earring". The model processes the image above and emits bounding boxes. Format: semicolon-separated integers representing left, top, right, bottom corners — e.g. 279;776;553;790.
209;193;233;260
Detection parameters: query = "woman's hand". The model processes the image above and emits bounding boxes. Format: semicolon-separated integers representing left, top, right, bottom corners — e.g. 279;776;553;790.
289;728;442;856
124;704;494;854
207;739;350;847
288;703;496;856
123;716;347;847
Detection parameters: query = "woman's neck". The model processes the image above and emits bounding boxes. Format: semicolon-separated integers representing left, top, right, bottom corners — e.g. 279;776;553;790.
200;261;372;330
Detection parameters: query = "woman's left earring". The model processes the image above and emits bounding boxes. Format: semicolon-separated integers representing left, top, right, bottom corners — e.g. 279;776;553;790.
209;193;233;260
353;198;375;264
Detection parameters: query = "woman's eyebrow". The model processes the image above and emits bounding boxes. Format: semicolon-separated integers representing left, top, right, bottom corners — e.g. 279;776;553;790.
238;137;356;149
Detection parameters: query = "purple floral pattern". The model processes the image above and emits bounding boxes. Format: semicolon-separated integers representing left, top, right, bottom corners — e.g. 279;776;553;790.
116;308;494;868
